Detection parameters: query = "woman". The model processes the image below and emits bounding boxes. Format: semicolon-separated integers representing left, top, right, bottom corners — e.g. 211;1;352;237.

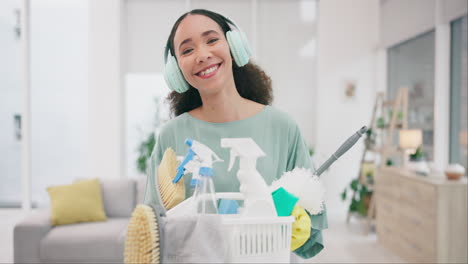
144;9;326;259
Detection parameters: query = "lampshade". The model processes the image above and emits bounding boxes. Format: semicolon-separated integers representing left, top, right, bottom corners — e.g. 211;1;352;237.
399;129;423;149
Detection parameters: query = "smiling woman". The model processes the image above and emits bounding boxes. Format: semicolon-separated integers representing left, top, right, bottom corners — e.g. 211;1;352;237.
164;9;272;117
143;8;327;261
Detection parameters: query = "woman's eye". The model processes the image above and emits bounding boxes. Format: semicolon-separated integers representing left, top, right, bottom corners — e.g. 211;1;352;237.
182;48;193;55
208;38;219;44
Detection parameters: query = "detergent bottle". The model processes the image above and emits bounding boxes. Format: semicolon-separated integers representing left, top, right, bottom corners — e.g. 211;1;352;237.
221;138;277;217
174;138;223;214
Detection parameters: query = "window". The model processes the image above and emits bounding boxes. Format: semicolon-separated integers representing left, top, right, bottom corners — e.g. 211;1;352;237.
388;30;435;161
450;15;468;169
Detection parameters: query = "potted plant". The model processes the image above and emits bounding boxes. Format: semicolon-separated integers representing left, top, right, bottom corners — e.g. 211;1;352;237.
136;132;156;174
376;110;404;129
341;179;373;217
136;96;166;174
407;145;430;175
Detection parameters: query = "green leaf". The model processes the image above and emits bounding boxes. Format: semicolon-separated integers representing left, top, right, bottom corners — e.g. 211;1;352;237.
349;198;359;212
350;179;359;191
136;132;156;174
376;117;385;128
360;184;368;194
341;189;347;201
357;200;367;216
386;158;393;166
397;111;404;120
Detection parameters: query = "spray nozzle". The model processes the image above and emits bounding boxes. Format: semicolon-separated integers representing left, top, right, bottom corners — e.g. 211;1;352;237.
221;138;265;172
174;147;195;183
173;138;222;183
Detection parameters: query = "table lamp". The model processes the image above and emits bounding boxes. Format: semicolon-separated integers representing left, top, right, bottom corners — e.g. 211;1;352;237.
399;129;423;167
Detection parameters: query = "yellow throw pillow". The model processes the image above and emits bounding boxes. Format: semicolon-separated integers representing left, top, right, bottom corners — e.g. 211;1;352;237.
47;178;107;226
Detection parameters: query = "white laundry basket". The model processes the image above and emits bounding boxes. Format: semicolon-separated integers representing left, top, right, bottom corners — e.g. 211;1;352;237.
216;193;295;263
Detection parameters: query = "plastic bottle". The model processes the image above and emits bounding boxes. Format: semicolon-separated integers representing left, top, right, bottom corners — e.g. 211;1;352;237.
174;138;223;214
182;158;202;196
221;138;277;217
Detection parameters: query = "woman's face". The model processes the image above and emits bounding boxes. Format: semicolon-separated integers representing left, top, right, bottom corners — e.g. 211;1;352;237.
173;14;233;94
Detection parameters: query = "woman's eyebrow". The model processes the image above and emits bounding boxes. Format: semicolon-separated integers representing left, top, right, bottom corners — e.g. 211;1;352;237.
178;30;220;50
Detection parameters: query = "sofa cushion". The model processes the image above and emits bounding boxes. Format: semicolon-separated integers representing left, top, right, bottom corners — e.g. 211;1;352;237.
47;178;107;226
100;178;135;217
40;218;128;263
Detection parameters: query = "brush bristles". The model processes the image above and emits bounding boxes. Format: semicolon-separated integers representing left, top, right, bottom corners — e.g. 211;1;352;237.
158;148;185;209
124;205;160;264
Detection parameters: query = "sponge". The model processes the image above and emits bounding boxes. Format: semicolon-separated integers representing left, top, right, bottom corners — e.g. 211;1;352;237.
290;205;312;251
157;148;185;209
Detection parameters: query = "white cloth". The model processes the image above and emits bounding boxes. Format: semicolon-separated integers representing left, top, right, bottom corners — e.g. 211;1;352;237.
162;214;227;263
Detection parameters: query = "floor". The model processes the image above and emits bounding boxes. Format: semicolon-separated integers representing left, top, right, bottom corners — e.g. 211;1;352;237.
1;209;405;263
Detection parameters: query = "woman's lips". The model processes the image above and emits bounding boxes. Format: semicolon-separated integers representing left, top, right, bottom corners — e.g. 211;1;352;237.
195;63;221;79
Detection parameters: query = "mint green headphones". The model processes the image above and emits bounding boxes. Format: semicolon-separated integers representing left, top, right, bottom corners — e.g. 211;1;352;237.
164;14;252;94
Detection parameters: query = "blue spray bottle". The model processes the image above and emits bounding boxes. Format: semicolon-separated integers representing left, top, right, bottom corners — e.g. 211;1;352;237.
174;138;223;214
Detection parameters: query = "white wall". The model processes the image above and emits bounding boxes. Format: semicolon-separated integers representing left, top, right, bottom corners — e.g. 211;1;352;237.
381;0;467;48
29;0;89;207
316;0;379;217
88;0;124;179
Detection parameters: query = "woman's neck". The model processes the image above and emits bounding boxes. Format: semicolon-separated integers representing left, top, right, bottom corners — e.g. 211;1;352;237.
189;84;264;123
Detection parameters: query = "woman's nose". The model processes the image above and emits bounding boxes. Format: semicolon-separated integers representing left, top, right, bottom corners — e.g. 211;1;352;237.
195;47;212;64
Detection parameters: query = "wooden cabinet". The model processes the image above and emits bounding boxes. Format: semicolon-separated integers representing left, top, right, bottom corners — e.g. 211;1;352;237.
375;167;467;263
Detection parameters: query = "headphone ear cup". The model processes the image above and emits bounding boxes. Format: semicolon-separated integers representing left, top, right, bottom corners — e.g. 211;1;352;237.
226;30;250;67
164;54;190;93
240;31;252;57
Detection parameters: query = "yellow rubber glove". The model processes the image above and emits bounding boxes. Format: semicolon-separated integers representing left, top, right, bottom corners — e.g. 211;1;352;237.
290;205;312;251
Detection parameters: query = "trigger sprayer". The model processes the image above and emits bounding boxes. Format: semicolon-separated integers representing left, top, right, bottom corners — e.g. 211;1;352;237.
175;138;223;214
221;138;277;217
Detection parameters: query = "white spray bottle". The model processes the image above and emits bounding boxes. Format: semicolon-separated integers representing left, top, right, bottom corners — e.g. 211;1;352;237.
221;138;277;217
185;138;223;214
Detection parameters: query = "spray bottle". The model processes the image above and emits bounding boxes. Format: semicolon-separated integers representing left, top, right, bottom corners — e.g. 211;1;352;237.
174;138;223;214
221;138;277;217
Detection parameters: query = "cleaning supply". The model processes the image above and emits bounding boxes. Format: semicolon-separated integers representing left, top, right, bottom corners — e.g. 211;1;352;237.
293;209;325;259
314;126;368;176
271;187;299;217
175;138;223;214
270;187;312;251
270;168;325;215
221;137;276;217
124;204;160;264
218;199;240;214
163;214;228;263
157;148;185;209
184;158;202;196
290;205;312;251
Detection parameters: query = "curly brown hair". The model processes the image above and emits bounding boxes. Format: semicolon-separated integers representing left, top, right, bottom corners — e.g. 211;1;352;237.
165;9;273;117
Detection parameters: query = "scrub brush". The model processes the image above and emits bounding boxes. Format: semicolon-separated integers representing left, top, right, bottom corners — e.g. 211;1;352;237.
157;147;185;209
124;204;160;264
270;168;325;215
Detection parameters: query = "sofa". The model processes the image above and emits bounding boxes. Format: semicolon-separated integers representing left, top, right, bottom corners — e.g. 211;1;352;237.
14;177;147;263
